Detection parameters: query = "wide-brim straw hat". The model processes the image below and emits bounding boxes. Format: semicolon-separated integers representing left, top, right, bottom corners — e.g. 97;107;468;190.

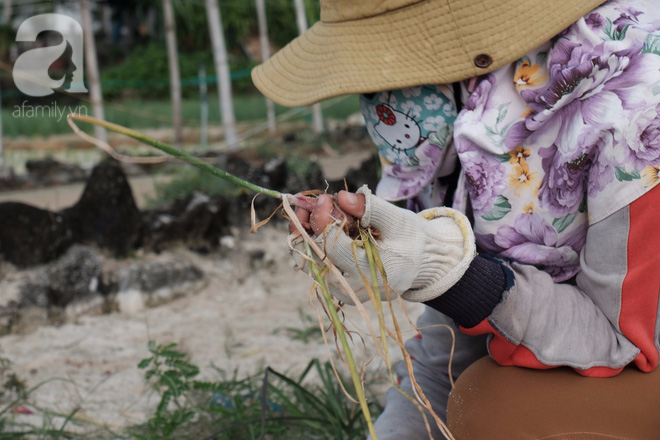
252;0;607;107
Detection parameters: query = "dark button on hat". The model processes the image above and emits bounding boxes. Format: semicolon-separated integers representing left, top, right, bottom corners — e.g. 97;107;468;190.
474;54;493;69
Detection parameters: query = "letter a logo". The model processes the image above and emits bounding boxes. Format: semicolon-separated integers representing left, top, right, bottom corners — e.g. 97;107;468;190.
13;14;88;97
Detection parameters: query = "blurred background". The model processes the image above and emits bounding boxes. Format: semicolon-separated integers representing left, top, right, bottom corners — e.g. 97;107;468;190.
0;0;367;178
0;1;400;439
0;0;378;262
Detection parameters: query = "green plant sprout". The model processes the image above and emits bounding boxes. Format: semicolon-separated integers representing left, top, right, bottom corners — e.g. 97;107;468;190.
134;341;382;439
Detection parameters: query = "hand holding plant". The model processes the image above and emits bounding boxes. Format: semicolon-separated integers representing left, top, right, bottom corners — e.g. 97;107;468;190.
289;186;476;305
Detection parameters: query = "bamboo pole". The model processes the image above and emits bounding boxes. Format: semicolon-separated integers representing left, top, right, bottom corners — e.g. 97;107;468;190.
293;0;323;134
79;0;106;143
256;0;276;133
199;62;209;149
163;0;183;147
205;0;239;151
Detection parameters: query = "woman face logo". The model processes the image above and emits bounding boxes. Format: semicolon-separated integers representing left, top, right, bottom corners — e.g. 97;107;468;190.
13;13;87;97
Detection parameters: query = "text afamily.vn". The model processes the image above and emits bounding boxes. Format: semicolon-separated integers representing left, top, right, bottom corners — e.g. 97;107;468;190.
12;101;88;122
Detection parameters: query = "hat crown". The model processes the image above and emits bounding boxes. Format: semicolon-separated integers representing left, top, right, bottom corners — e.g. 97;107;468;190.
320;0;424;23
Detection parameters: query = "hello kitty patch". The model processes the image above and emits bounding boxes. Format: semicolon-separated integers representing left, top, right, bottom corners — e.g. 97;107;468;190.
360;85;459;203
374;103;425;154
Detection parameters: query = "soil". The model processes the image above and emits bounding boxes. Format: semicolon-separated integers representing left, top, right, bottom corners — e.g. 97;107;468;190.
0;150;424;434
1;225;424;433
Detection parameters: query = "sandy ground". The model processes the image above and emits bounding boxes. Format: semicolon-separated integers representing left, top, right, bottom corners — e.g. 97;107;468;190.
0;152;424;434
1;225;425;433
0;174;174;211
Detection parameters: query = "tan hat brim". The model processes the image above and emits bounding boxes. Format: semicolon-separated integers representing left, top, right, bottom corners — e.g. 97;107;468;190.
252;0;606;107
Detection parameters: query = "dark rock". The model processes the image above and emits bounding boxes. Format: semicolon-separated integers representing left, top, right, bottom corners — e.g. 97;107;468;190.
173;193;220;245
141;153;304;251
285;160;325;193
62;161;143;257
140;152;340;253
218;154;314;194
0;166;28;191
25;157;87;185
144;191;281;249
0;202;73;267
0;246;205;334
0;245;103;335
263;157;288;191
46;245;102;307
18;273;50;308
222;154;274;192
142;192;227;252
214;192;281;231
113;257;204;310
117;259;203;293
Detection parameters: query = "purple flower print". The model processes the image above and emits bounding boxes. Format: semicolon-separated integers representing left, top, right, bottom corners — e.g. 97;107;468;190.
506;41;659;157
537;145;591;217
455;75;497;132
460;149;507;215
614;103;660;170
613;7;643;31
641;118;660;156
585;13;605;30
381;140;446;199
476;213;587;282
588;151;615;196
465;75;496;112
493;212;558;249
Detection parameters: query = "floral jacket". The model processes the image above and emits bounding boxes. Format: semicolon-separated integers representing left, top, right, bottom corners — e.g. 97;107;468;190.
369;1;660;437
361;0;660;283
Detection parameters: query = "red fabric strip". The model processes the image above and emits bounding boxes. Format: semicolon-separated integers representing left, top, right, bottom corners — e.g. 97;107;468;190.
621;184;660;372
461;321;625;377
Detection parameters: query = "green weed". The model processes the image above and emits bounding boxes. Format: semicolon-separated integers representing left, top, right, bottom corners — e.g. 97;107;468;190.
130;341;382;440
274;309;323;344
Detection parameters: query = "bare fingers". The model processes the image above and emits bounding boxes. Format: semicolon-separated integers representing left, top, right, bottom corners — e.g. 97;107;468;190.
309;194;334;236
337;191;366;219
289;206;311;235
288;191;366;237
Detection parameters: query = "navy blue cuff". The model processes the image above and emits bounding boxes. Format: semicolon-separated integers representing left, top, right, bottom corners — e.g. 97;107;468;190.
424;255;509;328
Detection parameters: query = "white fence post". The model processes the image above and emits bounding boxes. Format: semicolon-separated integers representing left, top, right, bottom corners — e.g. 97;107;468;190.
293;0;323;134
199;62;208;149
163;0;183;147
205;0;239;151
256;0;276;133
79;0;107;143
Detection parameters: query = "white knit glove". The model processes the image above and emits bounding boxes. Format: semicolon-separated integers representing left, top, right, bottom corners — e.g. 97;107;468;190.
289;186;476;305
